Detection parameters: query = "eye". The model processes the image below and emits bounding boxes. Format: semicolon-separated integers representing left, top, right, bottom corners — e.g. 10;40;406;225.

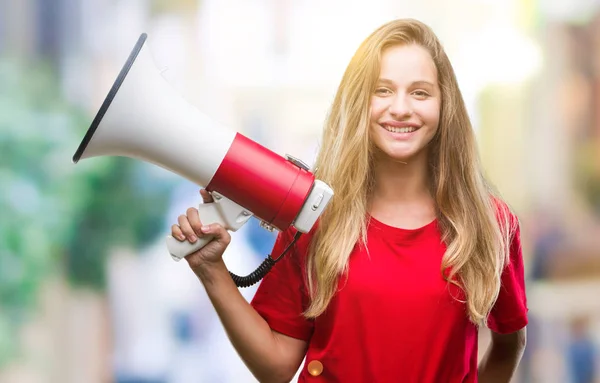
412;90;431;99
374;87;392;96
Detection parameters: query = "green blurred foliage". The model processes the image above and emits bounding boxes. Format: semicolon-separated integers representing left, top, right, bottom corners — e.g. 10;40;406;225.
0;58;175;365
66;159;173;289
0;60;76;363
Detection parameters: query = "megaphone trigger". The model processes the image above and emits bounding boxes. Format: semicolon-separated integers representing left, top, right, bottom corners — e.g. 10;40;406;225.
166;194;253;261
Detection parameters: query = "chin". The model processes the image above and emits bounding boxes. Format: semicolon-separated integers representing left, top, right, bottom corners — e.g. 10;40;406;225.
377;145;427;164
377;150;413;163
384;145;417;158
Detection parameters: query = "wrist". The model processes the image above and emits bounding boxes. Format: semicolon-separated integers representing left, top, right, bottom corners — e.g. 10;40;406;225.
193;259;230;285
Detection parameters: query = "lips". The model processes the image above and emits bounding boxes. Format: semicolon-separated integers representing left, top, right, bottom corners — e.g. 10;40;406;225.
382;125;417;133
380;123;420;134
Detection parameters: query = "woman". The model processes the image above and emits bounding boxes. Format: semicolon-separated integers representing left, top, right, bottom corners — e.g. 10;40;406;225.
171;19;528;382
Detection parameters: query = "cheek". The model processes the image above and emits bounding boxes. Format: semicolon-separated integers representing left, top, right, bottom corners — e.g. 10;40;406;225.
370;98;387;119
422;103;441;130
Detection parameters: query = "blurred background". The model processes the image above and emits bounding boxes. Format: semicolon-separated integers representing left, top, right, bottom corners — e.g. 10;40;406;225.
1;0;600;382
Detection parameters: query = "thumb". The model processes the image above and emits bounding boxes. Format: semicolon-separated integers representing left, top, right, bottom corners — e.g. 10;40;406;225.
199;189;214;204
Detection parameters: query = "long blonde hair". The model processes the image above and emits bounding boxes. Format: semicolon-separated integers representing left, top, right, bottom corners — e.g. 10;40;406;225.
305;19;516;325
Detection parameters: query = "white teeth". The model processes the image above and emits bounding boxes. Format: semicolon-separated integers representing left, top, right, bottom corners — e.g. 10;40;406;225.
383;125;417;133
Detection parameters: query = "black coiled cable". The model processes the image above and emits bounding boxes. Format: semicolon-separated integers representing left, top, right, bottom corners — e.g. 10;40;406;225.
229;231;302;288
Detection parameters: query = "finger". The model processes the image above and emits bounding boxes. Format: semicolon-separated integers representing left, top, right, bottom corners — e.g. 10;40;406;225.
199;189;214;204
187;207;204;237
201;223;231;246
178;214;198;243
171;224;186;241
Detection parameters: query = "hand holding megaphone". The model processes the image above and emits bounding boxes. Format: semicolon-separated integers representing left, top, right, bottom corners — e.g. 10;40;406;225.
166;189;252;261
167;189;234;267
72;33;333;287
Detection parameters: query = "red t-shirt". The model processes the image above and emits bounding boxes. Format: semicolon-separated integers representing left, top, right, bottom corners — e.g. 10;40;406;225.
251;216;528;382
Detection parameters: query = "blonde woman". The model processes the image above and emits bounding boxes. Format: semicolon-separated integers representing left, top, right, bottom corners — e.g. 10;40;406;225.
172;19;528;382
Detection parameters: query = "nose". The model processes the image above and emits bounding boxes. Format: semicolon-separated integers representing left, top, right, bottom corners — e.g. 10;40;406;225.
388;93;413;118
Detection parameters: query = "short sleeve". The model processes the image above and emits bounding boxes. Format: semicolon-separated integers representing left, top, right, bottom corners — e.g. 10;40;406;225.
250;229;314;341
486;221;529;334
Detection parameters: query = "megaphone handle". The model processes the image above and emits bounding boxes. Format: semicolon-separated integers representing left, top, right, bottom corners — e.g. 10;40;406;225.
166;234;215;261
166;195;253;261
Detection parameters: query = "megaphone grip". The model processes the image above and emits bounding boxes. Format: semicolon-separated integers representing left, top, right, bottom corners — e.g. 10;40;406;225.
166;196;253;261
166;234;215;261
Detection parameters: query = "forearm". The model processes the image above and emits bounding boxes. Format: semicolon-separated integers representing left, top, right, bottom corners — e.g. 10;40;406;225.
196;260;299;383
478;340;525;383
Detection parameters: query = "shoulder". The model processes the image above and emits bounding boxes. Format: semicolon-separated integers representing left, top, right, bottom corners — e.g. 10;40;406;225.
491;196;520;233
490;197;524;268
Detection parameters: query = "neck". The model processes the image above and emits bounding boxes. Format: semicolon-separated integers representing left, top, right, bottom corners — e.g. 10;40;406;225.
372;152;431;201
369;151;436;227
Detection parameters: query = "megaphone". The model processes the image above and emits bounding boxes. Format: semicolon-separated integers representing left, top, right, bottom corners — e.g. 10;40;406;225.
72;33;333;286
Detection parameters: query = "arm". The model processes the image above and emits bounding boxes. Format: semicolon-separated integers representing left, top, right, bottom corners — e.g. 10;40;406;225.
478;327;527;383
198;260;308;383
173;190;308;383
480;210;528;382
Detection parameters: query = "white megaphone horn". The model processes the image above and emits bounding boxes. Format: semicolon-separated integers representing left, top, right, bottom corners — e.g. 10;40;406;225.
72;33;333;287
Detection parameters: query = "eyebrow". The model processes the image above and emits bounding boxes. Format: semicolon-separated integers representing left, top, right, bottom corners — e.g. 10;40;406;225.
377;78;436;88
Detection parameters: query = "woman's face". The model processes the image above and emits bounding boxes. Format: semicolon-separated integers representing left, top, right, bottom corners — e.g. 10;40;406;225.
370;44;441;163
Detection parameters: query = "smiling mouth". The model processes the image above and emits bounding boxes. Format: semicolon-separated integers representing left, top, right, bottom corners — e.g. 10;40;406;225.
381;124;419;134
